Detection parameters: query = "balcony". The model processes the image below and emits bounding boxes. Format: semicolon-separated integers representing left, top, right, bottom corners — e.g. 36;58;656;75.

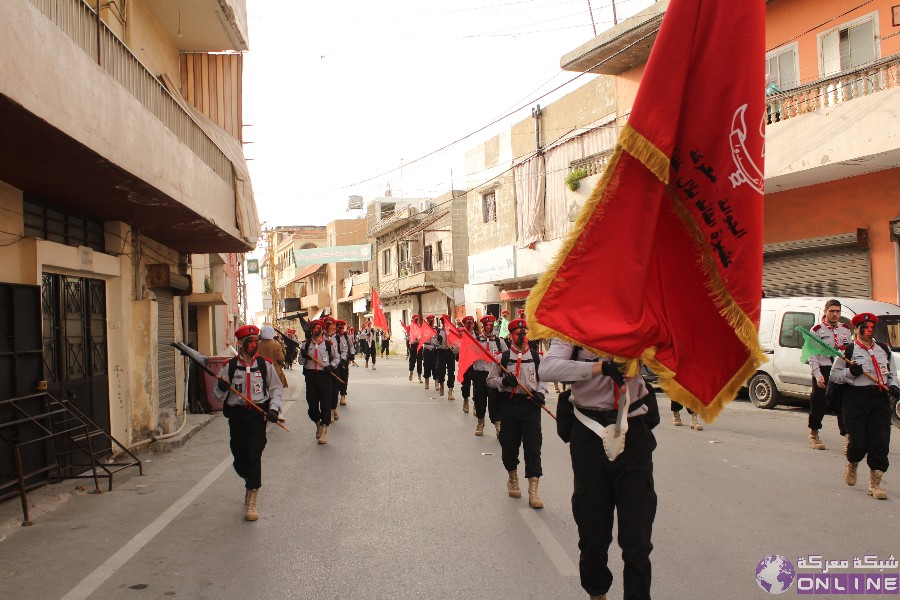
765;55;900;192
396;252;457;293
301;290;330;310
0;0;256;252
145;0;249;53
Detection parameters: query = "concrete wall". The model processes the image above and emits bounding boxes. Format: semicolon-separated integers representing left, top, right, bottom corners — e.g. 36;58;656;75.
125;0;181;80
0;181;28;284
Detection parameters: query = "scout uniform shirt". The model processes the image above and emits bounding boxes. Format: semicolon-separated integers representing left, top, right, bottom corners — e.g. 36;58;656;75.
487;345;548;396
830;339;899;389
539;340;648;414
474;334;507;372
808;321;852;379
328;333;348;363
301;338;341;372
214;355;284;411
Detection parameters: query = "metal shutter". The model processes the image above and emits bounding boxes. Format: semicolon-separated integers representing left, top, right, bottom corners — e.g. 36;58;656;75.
763;233;871;298
156;290;176;409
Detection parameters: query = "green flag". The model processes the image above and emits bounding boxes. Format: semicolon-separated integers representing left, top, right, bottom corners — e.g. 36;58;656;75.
796;326;844;365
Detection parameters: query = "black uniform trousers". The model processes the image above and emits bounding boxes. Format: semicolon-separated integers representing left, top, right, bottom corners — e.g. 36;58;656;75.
434;348;456;388
224;400;269;490
472;371;500;423
305;370;334;425
408;344;422;374
380;339;389;356
499;394;542;478
809;366;845;433
364;341;377;365
461;366;474;399
669;400;695;415
337;361;350;396
570;412;656;600
843;385;892;472
422;348;436;380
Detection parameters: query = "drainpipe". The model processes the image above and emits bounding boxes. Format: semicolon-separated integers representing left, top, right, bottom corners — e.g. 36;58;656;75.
532;104;542;155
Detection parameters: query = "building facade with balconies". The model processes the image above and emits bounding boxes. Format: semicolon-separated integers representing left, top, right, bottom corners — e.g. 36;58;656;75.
369;192;469;354
0;0;259;464
260;226;327;335
559;0;900;303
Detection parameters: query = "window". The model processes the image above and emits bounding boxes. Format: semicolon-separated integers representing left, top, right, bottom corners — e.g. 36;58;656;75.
399;242;408;264
779;312;815;349
821;17;876;77
436;240;443;262
766;44;798;90
382;248;391;275
482;192;496;223
24;197;105;251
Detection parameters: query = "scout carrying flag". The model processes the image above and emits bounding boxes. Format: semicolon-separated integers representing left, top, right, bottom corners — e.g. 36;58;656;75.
527;0;766;421
797;326;844;365
442;315;462;347
371;288;389;332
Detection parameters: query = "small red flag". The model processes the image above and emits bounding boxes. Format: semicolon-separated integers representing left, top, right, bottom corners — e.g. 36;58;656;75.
442;315;461;347
456;329;495;383
399;321;409;333
527;0;766;421
419;320;437;346
371;288;388;332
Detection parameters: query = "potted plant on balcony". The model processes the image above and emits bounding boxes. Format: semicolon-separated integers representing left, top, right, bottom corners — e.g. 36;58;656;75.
565;167;589;191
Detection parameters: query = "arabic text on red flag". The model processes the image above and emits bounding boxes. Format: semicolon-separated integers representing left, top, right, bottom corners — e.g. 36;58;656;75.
526;0;766;421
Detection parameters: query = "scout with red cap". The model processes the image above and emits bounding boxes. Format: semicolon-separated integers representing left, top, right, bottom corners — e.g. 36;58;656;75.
421;315;438;390
359;318;377;370
322;316;346;423
459;316;478;413
805;299;852;451
829;308;899;499
473;314;508;437
498;310;512;343
334;320;355;408
408;316;424;382
213;323;284;521
487;317;548;508
300;315;341;445
431;315;456;400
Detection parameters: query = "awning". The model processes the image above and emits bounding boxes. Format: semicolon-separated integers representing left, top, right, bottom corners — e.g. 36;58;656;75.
499;288;531;301
186;291;227;306
338;292;368;304
292;263;326;283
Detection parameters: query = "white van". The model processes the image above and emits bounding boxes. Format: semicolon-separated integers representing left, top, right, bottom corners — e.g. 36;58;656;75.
747;297;900;426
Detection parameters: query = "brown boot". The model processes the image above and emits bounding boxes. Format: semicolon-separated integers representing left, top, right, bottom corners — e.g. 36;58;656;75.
332;408;339;421
424;379;430;390
507;471;521;498
315;422;323;440
869;470;888;499
527;477;544;509
372;364;376;370
843;437;849;456
418;374;423;383
689;414;703;431
245;489;259;521
495;421;501;438
408;371;413;381
672;411;683;426
318;425;328;445
845;461;859;486
475;418;484;436
463;399;469;413
438;382;444;396
808;428;825;450
340;394;347;406
447;387;454;401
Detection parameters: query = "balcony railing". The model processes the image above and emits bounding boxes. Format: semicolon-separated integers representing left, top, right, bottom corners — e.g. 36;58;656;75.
398;252;454;277
28;0;233;182
570;149;614;177
767;54;900;124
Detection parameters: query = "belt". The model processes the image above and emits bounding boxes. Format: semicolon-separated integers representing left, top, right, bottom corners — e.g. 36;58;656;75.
575;397;647;426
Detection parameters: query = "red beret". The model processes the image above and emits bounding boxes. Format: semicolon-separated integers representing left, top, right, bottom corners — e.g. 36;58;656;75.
851;312;878;328
516;309;525;317
501;310;509;316
412;315;421;322
480;315;496;325
323;316;335;324
336;320;346;326
462;316;475;324
425;314;435;321
235;324;259;340
508;318;527;331
310;319;323;329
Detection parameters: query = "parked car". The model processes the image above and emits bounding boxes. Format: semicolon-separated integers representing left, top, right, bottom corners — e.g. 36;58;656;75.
746;297;900;427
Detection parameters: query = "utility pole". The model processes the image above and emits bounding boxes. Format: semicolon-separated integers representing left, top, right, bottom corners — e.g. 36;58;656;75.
586;0;597;36
611;0;618;25
264;228;279;325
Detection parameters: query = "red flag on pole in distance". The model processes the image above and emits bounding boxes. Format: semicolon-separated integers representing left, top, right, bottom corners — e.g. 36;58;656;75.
526;0;766;421
419;319;437;346
442;315;461;347
409;321;421;352
456;329;494;383
399;321;409;333
371;288;388;332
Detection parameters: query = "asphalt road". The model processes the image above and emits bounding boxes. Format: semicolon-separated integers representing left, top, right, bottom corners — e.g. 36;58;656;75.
1;356;898;600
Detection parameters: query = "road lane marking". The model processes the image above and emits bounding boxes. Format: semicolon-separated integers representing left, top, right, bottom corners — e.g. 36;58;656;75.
518;508;579;577
61;402;299;600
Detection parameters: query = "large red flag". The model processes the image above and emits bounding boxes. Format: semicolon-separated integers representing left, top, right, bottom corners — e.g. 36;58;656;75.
442;315;461;347
371;288;388;332
456;329;496;383
419;320;437;346
527;0;765;421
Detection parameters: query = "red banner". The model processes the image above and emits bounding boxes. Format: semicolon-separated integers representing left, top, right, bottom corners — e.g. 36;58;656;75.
526;0;766;420
442;315;462;347
456;329;497;383
419;320;437;346
371;288;388;332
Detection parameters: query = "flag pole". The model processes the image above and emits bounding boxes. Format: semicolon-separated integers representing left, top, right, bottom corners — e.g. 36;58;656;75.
460;329;557;421
172;342;290;432
796;327;887;390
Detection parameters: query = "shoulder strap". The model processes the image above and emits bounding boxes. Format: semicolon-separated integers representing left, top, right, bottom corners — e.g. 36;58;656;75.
530;346;541;370
844;344;855;360
256;356;268;396
325;340;333;362
304;339;312;357
500;350;510;369
876;340;890;358
227;355;240;384
570;345;581;361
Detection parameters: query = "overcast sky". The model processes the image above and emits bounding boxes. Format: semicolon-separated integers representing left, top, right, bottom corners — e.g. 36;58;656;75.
242;0;659;318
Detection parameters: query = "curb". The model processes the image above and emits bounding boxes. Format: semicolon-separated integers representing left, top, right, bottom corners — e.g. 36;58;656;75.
150;413;217;454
